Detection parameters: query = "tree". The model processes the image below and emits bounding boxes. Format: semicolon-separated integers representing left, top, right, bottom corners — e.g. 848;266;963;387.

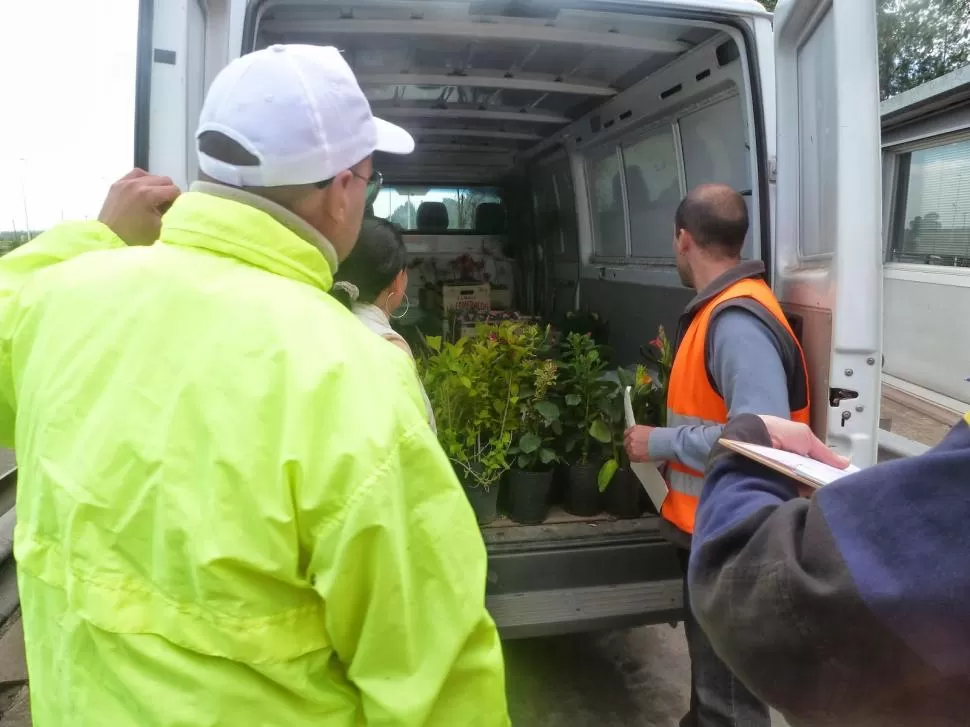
761;0;970;99
760;0;970;100
878;0;970;99
388;200;417;229
442;189;495;230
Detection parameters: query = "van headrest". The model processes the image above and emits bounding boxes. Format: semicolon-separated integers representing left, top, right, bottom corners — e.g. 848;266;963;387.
475;203;506;234
416;202;449;231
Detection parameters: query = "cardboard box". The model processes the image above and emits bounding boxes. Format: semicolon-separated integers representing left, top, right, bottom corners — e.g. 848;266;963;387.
442;283;490;313
490;286;513;310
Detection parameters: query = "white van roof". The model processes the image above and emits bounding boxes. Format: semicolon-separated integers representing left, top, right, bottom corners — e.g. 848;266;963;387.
630;0;769;14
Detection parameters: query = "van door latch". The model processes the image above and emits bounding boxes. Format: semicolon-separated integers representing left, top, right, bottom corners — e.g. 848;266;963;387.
829;387;859;407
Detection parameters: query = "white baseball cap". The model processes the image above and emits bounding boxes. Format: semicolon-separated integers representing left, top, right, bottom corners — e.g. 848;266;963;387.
196;44;414;187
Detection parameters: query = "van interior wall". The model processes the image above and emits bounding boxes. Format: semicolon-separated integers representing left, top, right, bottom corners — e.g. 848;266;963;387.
252;4;758;366
583;280;690;364
525;34;754;367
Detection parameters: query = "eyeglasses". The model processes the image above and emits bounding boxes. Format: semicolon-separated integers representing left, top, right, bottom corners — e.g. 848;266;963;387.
315;168;383;205
352;169;382;205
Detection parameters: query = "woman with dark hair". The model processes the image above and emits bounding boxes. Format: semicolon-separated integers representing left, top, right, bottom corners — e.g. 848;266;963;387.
332;218;436;431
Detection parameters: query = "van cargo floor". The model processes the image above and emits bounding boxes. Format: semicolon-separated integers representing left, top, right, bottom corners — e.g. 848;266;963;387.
483;507;663;549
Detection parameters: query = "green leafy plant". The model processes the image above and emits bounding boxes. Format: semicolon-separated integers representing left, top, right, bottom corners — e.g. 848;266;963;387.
508;359;562;471
420;322;548;489
556;333;615;466
561;308;611;354
594;326;674;491
596;364;659;492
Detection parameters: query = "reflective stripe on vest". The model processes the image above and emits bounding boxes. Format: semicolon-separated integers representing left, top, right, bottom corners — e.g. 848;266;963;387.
661;277;811;535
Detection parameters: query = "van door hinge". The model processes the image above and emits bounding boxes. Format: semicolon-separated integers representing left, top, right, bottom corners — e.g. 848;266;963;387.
767;156;777;183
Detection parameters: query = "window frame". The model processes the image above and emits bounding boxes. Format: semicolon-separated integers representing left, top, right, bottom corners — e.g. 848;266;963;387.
371;185;506;234
583;87;748;266
884;127;970;282
584;144;629;261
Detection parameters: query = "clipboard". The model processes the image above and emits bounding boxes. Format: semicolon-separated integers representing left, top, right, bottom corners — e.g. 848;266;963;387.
718;439;859;490
623;386;668;512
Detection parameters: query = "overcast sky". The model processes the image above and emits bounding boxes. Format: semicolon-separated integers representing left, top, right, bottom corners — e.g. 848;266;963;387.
0;0;137;231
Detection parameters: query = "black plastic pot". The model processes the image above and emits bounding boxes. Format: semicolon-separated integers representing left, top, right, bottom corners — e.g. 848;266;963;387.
456;462;500;525
604;467;642;519
507;468;554;524
565;461;602;516
551;462;569;505
462;480;500;525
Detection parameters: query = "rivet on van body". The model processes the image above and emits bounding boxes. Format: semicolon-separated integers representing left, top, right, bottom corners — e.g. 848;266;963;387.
844;368;854;377
866;357;876;365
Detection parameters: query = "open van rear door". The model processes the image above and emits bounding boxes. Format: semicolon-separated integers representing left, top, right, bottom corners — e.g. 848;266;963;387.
134;0;246;189
772;0;883;466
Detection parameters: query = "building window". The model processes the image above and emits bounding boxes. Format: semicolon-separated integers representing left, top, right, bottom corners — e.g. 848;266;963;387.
890;137;970;268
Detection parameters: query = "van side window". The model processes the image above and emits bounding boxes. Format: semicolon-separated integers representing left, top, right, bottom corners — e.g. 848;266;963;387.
888;136;970;268
584;88;752;265
589;148;628;258
679;94;753;259
623;126;681;260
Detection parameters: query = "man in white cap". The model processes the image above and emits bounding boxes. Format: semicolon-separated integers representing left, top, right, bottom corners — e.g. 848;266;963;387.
1;45;509;726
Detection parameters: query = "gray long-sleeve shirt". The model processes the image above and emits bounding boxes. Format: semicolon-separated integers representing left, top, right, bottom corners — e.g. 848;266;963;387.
647;307;792;472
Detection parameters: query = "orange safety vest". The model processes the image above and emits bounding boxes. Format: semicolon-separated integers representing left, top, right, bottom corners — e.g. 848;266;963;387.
662;277;811;535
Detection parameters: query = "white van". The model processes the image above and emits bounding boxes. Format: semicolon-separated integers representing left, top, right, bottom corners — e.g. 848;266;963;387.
137;0;884;637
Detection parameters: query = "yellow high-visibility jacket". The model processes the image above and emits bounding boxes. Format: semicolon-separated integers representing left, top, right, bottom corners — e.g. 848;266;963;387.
1;190;509;726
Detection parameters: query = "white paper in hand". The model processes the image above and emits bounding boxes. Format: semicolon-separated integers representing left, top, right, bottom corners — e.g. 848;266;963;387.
624;386;668;512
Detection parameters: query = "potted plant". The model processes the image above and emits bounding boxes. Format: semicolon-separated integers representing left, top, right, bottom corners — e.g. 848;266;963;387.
420;322;544;524
598;365;656;518
420;333;510;524
506;359;561;524
639;325;674;426
561;308;612;358
557;332;614;516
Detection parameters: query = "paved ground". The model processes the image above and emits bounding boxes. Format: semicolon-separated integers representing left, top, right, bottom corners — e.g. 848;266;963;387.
505;625;790;727
506;626;690;726
880;393;957;447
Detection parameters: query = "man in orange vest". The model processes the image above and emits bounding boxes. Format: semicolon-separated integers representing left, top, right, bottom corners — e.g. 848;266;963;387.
625;183;810;727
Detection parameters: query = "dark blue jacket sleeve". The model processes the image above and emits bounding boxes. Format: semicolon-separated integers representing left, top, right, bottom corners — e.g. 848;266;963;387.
688;413;970;727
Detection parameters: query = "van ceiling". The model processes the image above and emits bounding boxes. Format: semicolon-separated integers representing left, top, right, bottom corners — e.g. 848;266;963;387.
254;2;721;184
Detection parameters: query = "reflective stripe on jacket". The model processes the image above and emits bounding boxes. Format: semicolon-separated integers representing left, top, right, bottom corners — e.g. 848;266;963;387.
1;191;509;727
663;276;811;535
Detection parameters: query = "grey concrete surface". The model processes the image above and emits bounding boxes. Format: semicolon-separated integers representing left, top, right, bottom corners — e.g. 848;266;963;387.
0;686;29;727
505;625;789;727
506;626;689;726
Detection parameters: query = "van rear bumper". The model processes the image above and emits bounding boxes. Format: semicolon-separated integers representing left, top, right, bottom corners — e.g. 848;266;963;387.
483;515;685;639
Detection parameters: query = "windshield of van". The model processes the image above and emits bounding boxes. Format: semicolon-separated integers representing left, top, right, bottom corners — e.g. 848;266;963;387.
371;187;505;233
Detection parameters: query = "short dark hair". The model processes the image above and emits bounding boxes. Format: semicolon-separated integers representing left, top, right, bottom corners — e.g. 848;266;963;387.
674;184;749;258
331;218;407;309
